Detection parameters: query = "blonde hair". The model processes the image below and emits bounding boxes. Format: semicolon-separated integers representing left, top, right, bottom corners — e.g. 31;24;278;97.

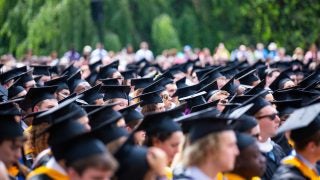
182;133;221;166
30;123;50;156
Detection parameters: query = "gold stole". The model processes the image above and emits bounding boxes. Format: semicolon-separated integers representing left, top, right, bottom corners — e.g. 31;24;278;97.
27;166;69;180
282;156;320;180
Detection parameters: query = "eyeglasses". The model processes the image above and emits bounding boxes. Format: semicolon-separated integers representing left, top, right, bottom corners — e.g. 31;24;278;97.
256;112;279;121
218;99;228;105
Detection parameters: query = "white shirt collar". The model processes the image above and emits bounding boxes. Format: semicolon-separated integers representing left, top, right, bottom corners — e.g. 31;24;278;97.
184;166;213;180
257;138;273;153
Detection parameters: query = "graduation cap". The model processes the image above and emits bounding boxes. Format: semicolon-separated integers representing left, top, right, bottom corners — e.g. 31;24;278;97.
176;77;188;88
81;105;102;113
237;69;260;86
136;105;184;135
154;70;174;81
179;91;207;109
100;78;121;85
63;133;106;166
233;115;258;133
25;111;49;125
49;66;59;76
130;78;154;90
245;79;267;96
0;102;23;139
175;108;235;143
201;66;224;81
191;100;219;113
14;70;34;87
221;77;238;95
97;61;119;79
61;63;79;77
8;78;26;99
100;85;130;100
195;68;212;80
0;66;27;84
272;99;302;117
243;91;271;116
221;66;240;79
23;86;58;110
172;84;199;98
121;69;136;80
44;76;69;92
277;103;320;142
67;70;88;93
88;103;123;130
36;96;87;124
197;80;218;100
88;59;102;72
142;77;173;93
298;71;320;88
31;65;51;76
268;70;293;91
78;84;103;104
236;132;256;151
136;90;163;106
119;102;144;124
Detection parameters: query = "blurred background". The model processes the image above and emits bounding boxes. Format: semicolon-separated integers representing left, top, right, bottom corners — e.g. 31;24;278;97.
0;0;320;58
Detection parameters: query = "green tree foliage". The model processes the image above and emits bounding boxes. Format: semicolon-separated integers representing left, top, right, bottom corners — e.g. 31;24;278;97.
152;14;181;54
0;0;320;58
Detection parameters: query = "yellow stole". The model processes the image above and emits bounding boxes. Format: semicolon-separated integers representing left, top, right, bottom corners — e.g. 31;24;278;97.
165;166;173;180
223;173;261;180
27;166;69;180
282;156;320;180
7;165;19;177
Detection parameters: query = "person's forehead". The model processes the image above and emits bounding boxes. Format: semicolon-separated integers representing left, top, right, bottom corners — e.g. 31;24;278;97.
260;105;276;113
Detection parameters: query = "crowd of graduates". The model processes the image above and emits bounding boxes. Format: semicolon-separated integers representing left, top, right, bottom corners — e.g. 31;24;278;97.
0;41;320;180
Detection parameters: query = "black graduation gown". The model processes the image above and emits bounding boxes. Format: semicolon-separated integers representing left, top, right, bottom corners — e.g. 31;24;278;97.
272;133;292;155
261;142;286;180
272;164;311;180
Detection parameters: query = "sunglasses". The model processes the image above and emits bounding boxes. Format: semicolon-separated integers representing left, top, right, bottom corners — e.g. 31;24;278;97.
256;112;279;121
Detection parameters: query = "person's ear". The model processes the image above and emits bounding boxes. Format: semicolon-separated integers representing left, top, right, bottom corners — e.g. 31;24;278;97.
67;168;80;179
33;106;39;112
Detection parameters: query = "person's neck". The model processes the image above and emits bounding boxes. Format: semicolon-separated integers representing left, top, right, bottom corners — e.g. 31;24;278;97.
297;150;318;165
259;134;269;143
198;161;219;179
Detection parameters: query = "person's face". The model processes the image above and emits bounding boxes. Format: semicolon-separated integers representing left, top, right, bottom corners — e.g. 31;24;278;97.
256;106;280;139
94;98;105;105
35;99;58;112
237;144;266;178
77;116;91;131
70;167;114;180
249;125;261;140
74;82;91;94
217;77;227;89
134;130;145;146
153;131;183;163
165;84;177;98
267;71;280;85
155;103;165;112
111;72;123;84
116;118;126;128
111;98;129;111
213;131;239;172
283;80;295;89
216;98;228;112
0;138;24;168
264;93;274;102
160;91;172;109
24;80;36;91
57;89;70;101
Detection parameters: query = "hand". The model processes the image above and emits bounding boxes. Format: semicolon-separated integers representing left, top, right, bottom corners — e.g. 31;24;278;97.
146;147;167;177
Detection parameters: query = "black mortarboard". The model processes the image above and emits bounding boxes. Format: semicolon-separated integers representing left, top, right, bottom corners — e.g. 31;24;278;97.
201;66;224;81
88;103;122;130
197;80;218;100
78;84;104;104
277;103;320;142
49;66;59;76
245;79;267;96
8;79;25;99
142;77;173;93
81;105;102;113
221;77;238;95
154;70;174;81
14;70;34;87
136;90;163;106
44;76;69;92
179;91;207;109
67;70;87;93
31;65;51;76
195;68;211;80
114;141;149;180
244;92;271;115
101;85;130;100
0;101;23;139
100;78;121;85
119;102;144;124
168;65;183;76
191;100;219;113
236;132;256;151
176;77;188;88
272;99;302;117
172;84;199;98
269;70;293;91
175;108;235;143
121;69;136;80
233;115;258;133
88;59;102;72
36;96;87;124
130;78;154;90
221;66;239;79
298;71;320;88
61;63;79;77
97;61;119;79
23;86;58;109
64;133;106;165
237;69;260;86
0;66;27;84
